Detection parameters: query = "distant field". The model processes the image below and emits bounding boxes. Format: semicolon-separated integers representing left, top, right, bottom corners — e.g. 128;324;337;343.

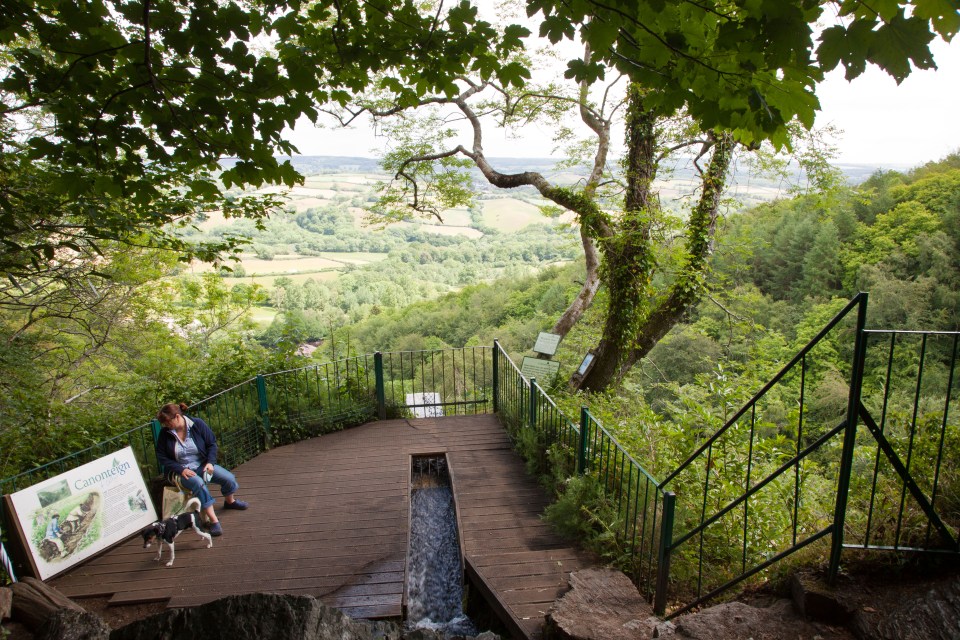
232;271;342;288
249;306;278;328
481;198;548;231
319;252;388;265
189;253;387;277
421;225;483;238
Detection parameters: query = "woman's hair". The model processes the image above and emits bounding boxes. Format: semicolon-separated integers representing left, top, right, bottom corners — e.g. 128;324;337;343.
156;402;190;426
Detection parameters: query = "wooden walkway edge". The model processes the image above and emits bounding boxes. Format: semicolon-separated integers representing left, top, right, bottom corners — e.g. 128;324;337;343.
49;414;599;639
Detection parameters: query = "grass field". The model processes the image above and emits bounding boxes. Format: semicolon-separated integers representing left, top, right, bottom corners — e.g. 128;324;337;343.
421;225;483;238
248;306;278;328
318;252;389;265
189;252;387;279
481;198;549;231
230;271;342;289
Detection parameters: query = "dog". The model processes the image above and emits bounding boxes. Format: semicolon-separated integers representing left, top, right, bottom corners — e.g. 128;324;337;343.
141;497;212;566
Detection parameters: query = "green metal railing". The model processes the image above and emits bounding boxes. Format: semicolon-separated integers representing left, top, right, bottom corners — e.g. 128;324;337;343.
2;347;494;495
0;422;161;498
654;294;869;616
847;329;960;554
492;340;669;609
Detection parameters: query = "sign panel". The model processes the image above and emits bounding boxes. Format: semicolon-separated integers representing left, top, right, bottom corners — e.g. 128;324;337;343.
533;332;562;356
406;392;444;418
576;353;595;376
521;357;561;382
6;446;157;580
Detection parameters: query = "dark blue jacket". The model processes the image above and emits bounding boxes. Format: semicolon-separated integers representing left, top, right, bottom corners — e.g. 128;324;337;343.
156;416;218;476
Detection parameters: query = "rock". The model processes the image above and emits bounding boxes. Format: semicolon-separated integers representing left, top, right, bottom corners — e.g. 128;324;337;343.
672;599;838;640
10;576;85;630
856;576;960;640
110;592;401;640
545;568;659;639
400;630;443;640
36;607;111;640
791;571;854;624
1;585;12;620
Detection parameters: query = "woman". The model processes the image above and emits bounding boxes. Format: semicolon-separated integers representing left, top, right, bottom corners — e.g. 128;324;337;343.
155;403;248;536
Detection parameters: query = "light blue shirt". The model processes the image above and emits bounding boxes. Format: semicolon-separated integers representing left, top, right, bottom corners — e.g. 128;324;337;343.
174;423;203;471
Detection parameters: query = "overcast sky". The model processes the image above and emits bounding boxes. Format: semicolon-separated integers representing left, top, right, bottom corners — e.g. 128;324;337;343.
289;36;960;170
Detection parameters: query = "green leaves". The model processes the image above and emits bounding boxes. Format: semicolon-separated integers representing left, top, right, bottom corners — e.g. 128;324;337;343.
914;0;960;39
527;0;953;146
818;10;939;83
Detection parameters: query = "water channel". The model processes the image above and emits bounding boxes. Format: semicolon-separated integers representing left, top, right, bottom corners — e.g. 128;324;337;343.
406;455;478;638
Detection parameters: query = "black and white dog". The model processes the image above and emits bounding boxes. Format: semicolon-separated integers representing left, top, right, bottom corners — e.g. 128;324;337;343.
141;497;212;566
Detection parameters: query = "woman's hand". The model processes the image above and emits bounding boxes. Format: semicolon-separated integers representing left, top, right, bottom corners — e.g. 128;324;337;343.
182;469;197;479
204;463;214;474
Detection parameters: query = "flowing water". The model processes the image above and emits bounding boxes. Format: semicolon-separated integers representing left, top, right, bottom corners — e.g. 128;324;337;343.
406;456;478;638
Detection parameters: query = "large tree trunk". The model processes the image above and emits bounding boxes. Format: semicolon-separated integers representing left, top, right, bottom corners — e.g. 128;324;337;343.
548;228;600;341
570;91;734;392
569;85;657;390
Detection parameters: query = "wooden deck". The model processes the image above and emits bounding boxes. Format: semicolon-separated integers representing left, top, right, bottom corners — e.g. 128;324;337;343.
49;414;597;639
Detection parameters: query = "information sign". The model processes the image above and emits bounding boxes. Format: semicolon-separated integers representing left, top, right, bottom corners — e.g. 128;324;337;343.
533;332;562;356
576;353;595;376
521;357;561;382
4;446;157;580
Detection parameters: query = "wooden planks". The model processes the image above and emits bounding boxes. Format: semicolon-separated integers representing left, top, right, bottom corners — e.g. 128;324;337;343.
450;447;598;640
47;414;597;639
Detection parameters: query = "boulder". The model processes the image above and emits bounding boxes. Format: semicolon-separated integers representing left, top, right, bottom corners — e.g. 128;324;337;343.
110;592;400;640
791;571;854;625
545;568;659;639
36;607;111;640
671;599;833;639
858;577;960;640
10;576;86;630
1;585;12;620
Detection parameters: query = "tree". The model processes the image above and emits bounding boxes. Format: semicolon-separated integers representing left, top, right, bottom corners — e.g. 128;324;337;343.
311;0;956;391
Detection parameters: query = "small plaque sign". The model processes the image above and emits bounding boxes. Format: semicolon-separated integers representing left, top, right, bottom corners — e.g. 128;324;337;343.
533;332;562;356
521;357;561;382
576;353;595;376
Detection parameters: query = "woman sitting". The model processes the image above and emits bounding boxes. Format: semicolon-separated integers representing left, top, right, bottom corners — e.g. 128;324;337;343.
155;402;249;536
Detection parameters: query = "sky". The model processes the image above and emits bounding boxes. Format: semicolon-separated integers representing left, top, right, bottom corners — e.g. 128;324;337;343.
289;35;960;170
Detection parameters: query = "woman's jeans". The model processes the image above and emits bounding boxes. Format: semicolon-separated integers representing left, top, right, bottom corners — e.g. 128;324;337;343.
178;465;238;509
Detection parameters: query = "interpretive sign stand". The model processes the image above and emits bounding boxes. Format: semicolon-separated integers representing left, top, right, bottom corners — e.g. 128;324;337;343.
3;446;157;580
521;357;561;382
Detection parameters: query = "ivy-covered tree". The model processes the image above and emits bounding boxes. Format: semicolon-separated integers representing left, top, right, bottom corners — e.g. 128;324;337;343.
312;0;955;390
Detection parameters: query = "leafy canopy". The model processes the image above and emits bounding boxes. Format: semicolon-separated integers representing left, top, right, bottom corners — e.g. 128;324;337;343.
528;0;957;147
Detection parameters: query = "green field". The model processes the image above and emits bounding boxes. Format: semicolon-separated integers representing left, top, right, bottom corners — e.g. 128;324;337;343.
480;198;549;231
232;271;342;289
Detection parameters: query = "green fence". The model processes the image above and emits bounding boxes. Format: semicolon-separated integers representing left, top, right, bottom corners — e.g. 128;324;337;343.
492;340;669;608
0;422;160;498
2;347;494;498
